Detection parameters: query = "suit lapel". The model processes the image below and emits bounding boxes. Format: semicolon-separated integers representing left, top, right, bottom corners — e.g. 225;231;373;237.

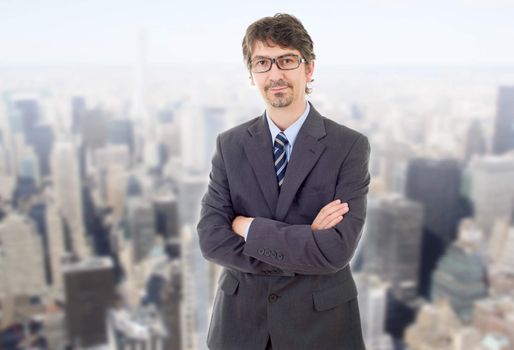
275;104;327;221
242;104;327;221
243;114;279;216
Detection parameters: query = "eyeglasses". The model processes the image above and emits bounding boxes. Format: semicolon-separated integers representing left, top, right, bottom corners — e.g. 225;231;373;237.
250;54;307;73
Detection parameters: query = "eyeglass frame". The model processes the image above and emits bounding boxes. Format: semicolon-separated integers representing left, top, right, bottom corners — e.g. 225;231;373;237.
249;54;307;73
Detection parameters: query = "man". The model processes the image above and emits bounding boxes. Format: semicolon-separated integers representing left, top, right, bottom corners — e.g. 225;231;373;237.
197;13;370;350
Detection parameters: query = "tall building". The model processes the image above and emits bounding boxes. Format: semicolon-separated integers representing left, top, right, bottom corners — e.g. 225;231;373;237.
9;95;40;138
126;197;156;263
179;103;206;173
181;224;213;350
467;153;514;236
430;222;488;323
51;138;89;258
354;273;393;350
46;200;67;301
108;118;135;154
493;86;514;155
25;123;54;177
178;172;207;226
360;194;425;340
361;194;424;301
80;108;108;151
141;258;183;350
203;107;226;165
153;193;180;240
0;99;15;176
405;158;470;297
464;120;487;164
63;257;116;348
0;212;46;298
71;96;86;135
159;259;183;350
487;220;514;297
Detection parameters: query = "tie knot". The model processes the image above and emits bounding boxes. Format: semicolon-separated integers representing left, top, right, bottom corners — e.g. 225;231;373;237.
275;132;289;149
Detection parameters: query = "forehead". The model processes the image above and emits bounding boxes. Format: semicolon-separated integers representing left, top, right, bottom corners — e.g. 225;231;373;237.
251;40;301;58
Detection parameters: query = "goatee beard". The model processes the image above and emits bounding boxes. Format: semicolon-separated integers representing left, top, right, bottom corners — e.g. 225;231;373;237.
265;79;294;108
268;92;293;108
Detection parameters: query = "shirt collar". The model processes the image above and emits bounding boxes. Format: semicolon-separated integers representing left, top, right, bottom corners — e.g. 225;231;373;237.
265;101;310;147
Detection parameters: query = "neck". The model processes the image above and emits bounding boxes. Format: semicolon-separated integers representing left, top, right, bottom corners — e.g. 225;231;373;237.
266;98;307;131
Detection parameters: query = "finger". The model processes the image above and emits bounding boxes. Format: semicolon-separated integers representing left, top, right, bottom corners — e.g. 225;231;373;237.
312;201;348;227
318;203;348;222
318;200;343;215
321;199;347;212
321;215;343;229
318;206;349;227
315;204;347;227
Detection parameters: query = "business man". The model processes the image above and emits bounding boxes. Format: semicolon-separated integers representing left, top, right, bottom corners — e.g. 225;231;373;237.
197;13;370;350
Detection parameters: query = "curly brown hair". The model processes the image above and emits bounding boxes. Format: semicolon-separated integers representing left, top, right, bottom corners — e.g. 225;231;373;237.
242;13;316;93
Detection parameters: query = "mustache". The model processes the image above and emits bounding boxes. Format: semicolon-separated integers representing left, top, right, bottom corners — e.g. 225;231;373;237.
265;80;293;91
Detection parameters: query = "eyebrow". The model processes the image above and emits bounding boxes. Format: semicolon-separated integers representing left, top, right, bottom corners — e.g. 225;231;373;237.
252;53;297;60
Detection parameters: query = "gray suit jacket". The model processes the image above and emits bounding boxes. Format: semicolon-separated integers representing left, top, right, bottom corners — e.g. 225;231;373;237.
197;103;370;350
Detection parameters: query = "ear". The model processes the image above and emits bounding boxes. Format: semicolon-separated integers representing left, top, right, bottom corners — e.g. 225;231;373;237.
305;61;315;82
249;74;255;86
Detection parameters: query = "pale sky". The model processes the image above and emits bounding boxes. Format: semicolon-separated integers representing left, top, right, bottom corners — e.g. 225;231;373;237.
1;0;514;66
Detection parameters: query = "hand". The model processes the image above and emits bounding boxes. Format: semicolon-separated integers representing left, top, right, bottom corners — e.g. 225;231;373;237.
232;216;255;237
311;199;349;231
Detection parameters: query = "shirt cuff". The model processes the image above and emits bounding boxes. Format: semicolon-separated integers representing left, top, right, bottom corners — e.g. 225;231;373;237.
243;220;253;241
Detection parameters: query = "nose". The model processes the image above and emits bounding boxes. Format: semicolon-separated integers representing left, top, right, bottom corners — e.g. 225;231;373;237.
268;61;285;80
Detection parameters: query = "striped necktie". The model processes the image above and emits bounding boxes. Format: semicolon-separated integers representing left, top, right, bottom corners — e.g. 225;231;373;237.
273;132;289;189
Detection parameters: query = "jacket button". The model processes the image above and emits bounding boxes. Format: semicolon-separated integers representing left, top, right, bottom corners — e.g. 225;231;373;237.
271;251;277;258
268;293;278;302
258;248;265;255
264;249;271;257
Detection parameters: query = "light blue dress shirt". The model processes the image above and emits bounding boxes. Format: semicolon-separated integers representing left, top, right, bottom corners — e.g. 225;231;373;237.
242;101;311;240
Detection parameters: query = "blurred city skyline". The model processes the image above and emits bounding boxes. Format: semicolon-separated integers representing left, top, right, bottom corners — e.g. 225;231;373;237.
2;0;514;66
1;2;514;349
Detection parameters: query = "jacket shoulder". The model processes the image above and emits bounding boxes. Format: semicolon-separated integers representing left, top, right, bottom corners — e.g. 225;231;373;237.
218;116;260;144
219;117;260;139
321;116;369;146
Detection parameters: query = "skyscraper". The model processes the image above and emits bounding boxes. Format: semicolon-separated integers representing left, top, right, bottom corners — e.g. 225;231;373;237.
126;197;156;263
405;158;470;297
464;120;487;164
488;221;514;297
493;86;514;155
63;257;116;348
359;194;425;340
45;200;66;301
51;137;89;258
361;194;424;300
467;153;514;236
354;273;393;350
0;212;46;297
430;224;488;323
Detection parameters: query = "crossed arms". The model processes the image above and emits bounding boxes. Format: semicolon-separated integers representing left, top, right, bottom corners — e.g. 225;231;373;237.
197;133;370;276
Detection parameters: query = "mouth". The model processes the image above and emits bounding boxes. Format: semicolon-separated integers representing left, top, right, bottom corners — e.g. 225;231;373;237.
268;86;288;92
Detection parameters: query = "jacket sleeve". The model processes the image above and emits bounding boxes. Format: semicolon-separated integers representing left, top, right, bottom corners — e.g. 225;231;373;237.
197;134;295;276
242;134;371;275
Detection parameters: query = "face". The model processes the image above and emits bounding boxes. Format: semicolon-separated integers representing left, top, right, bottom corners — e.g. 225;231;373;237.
250;41;314;109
